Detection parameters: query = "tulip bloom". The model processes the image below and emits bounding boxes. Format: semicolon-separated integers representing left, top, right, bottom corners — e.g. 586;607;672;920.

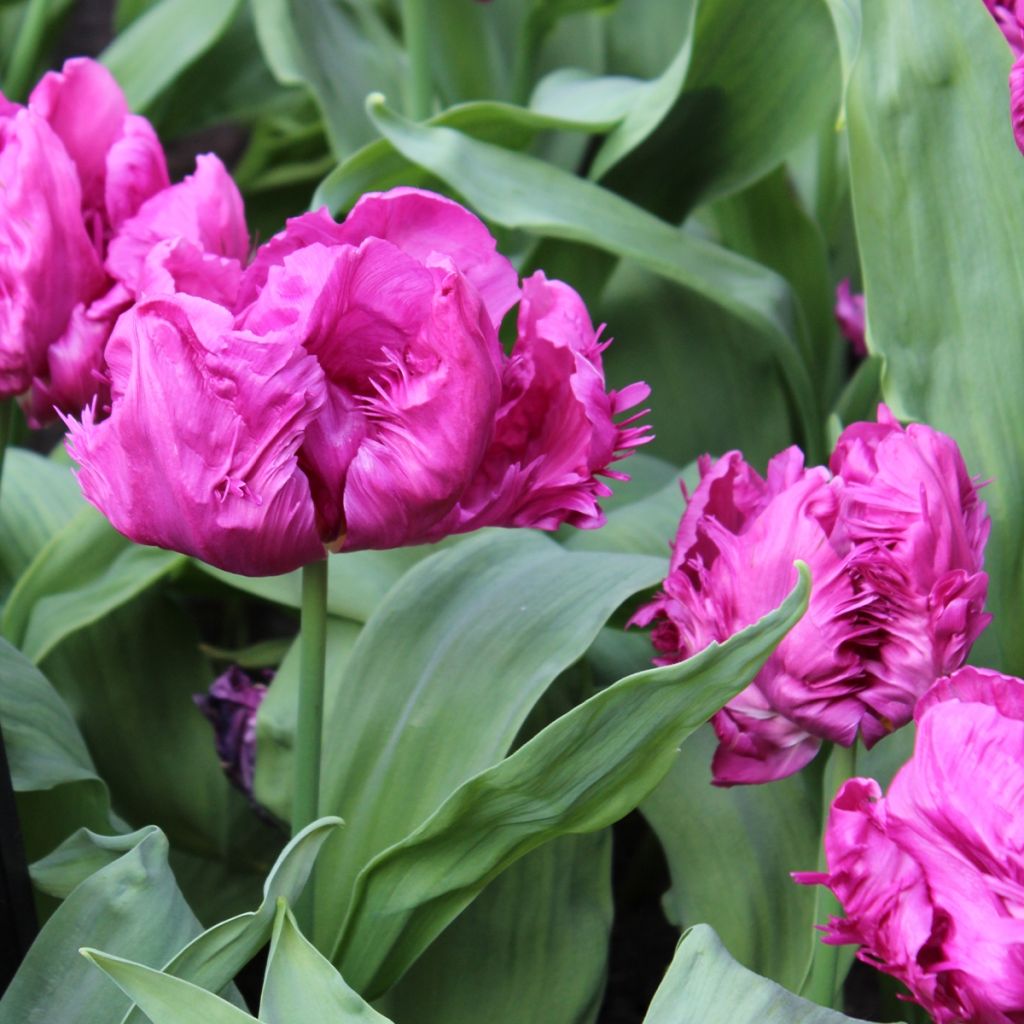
67;188;650;576
195;666;269;797
795;667;1024;1024
632;407;989;785
834;280;866;358
982;0;1024;153
0;58;170;424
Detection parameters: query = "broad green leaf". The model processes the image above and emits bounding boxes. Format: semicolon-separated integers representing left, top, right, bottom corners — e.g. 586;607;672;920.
365;96;822;459
253;618;361;822
83;951;257;1024
822;0;863;116
0;827;201;1024
604;0;839;217
844;0;1024;672
379;832;612;1024
40;593;259;863
313;98;634;216
260;904;391;1023
333;565;810;995
597;261;799;469
101;0;243;110
120;817;340;1024
0;448;82;594
2;505;184;664
564;472;689;557
0;638;112;859
31;828;144;899
644;925;880;1023
641;726;820;991
251;0;403;158
313;530;666;955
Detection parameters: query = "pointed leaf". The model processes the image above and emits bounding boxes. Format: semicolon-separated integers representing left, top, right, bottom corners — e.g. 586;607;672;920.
333;565;810;996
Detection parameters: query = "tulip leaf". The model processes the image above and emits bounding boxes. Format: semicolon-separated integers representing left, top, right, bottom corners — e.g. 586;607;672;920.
0;449;83;595
844;0;1024;673
379;832;612;1024
2;505;185;665
101;0;243;110
644;925;881;1023
312;530;667;957
0;638;113;860
119;817;340;1024
314;98;635;215
260;904;392;1024
365;96;823;459
640;726;821;991
83;951;258;1024
0;827;201;1024
332;564;810;996
250;0;403;158
31;827;143;899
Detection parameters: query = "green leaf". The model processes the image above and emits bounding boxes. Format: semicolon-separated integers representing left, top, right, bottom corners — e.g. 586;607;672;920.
83;951;257;1024
2;505;184;664
40;592;253;863
379;833;612;1024
31;828;144;899
365;96;822;458
312;530;667;957
643;925;881;1023
0;638;113;859
260;904;391;1023
119;817;340;1024
844;0;1024;673
0;827;201;1024
333;564;810;996
604;0;840;217
641;726;820;991
0;448;82;595
251;0;403;158
313;98;633;216
100;0;243;110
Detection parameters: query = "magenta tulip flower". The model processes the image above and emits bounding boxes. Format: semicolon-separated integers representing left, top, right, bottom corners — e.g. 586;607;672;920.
834;280;867;358
795;667;1024;1024
632;407;989;785
0;58;170;424
66;188;650;576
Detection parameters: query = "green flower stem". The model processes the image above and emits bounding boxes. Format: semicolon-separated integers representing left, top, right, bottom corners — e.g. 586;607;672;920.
5;0;50;101
0;399;18;502
292;557;329;933
400;0;432;120
804;740;858;1010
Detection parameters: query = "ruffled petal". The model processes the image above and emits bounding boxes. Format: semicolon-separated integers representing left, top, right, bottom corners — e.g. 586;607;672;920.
64;294;325;576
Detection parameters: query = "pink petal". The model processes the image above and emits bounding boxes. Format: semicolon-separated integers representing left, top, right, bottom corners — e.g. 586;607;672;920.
103;114;170;230
0;109;105;398
64;295;325;576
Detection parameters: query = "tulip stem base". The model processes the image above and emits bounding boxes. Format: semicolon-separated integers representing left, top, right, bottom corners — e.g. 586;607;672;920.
804;741;858;1010
292;557;329;935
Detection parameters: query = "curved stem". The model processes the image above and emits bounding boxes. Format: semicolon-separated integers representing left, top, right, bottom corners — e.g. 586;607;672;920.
292;557;329;932
400;0;432;120
5;0;50;101
804;741;858;1009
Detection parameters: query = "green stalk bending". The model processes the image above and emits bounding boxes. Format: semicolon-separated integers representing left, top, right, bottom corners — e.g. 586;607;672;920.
804;740;858;1010
5;0;50;101
400;0;432;120
292;557;329;933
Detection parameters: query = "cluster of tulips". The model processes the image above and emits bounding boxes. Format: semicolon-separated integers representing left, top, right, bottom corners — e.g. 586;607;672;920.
2;48;1022;1024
